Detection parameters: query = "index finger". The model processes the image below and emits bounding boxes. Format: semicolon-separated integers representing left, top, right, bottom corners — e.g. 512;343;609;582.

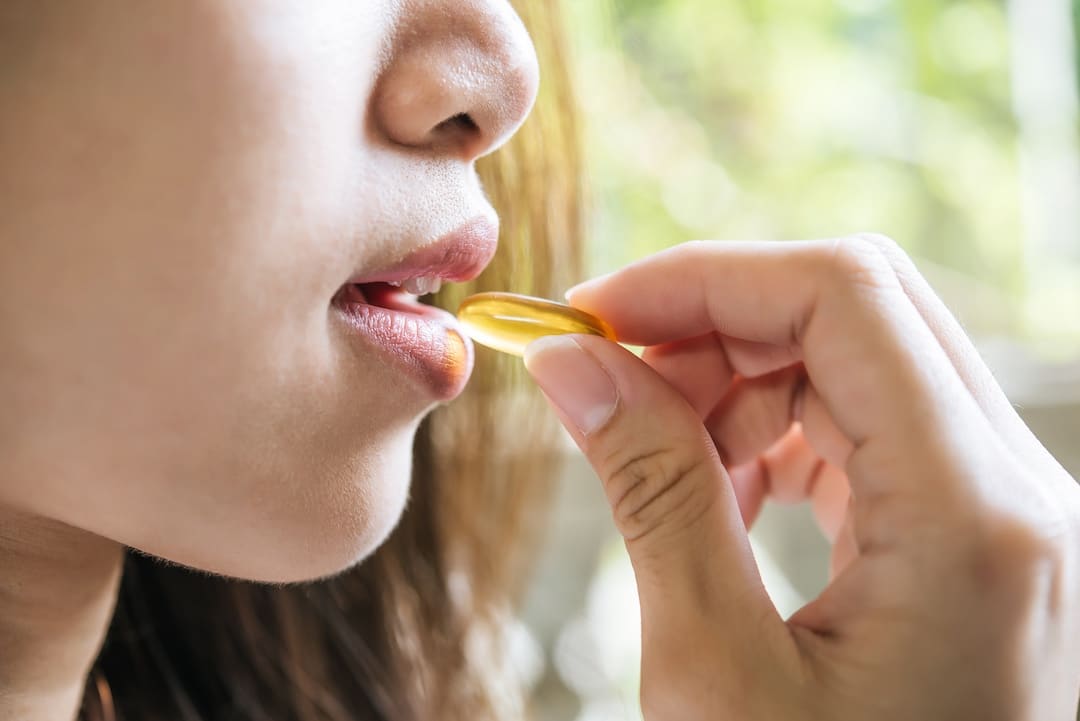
566;238;983;464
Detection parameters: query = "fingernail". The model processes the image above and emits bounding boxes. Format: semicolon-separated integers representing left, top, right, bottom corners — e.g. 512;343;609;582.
564;272;613;302
523;335;618;435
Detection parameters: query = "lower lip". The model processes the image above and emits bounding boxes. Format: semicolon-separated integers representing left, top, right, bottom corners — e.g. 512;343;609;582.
335;284;474;401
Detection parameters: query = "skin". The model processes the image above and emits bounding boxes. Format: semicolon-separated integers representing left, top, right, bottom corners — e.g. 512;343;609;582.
2;2;1076;720
525;235;1080;720
0;1;537;719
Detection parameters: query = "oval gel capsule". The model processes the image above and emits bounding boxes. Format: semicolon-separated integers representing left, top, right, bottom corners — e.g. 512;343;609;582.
456;292;616;357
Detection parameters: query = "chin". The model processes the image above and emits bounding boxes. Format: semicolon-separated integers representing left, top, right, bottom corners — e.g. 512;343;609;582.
141;439;418;585
204;488;411;584
260;467;414;584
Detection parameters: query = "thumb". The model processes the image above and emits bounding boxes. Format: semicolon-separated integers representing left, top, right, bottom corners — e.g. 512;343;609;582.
524;334;777;637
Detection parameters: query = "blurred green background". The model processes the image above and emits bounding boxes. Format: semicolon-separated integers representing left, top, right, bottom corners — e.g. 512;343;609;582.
566;0;1080;357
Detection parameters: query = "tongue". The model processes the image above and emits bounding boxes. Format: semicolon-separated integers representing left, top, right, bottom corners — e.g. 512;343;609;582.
342;282;451;323
363;283;424;312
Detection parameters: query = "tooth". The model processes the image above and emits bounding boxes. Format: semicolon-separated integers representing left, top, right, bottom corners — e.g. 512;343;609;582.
402;276;439;295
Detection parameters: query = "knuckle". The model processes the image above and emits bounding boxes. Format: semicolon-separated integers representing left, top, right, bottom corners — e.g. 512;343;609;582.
672;239;715;262
605;445;714;543
856;232;926;283
855;231;906;261
818;234;897;291
965;512;1069;601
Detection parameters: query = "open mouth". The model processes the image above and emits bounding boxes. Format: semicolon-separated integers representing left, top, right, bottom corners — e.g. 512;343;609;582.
334;281;440;315
333;279;472;400
331;215;498;399
333;279;461;331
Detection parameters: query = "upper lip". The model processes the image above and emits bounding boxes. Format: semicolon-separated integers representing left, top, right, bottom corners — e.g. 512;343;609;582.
347;216;499;286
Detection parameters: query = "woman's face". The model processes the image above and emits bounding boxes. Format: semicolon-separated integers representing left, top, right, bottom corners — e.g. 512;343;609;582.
0;1;538;581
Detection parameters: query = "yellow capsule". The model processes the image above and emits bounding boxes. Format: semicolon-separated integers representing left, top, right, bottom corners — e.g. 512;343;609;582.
456;292;616;357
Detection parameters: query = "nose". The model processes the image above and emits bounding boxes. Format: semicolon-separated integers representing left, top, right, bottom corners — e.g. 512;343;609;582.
372;0;540;162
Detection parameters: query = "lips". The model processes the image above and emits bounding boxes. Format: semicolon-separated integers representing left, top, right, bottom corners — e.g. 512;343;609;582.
333;215;498;401
346;215;499;288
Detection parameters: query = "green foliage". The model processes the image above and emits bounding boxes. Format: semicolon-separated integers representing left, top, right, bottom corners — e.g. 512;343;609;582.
568;0;1080;351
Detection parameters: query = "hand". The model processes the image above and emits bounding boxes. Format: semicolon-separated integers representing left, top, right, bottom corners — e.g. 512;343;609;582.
523;236;1080;720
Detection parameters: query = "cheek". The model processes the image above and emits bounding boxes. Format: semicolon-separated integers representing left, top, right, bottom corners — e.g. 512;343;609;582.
12;364;426;583
0;1;422;581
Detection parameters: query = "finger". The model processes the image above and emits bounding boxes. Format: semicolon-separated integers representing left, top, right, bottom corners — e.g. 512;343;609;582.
567;238;985;499
704;366;805;468
721;427;819;526
860;234;1067;483
799;382;855;471
732;426;850;537
704;365;854;470
523;333;786;651
643;333;803;420
830;502;858;580
810;462;850;543
722;336;803;379
641;333;734;418
645;338;853;474
728;461;766;528
759;424;824;505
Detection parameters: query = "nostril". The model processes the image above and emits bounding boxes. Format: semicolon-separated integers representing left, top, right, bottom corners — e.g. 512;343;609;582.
427;111;483;156
430;112;481;151
436;113;478;134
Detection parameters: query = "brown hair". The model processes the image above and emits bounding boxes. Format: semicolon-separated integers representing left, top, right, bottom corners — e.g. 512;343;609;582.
80;1;583;719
